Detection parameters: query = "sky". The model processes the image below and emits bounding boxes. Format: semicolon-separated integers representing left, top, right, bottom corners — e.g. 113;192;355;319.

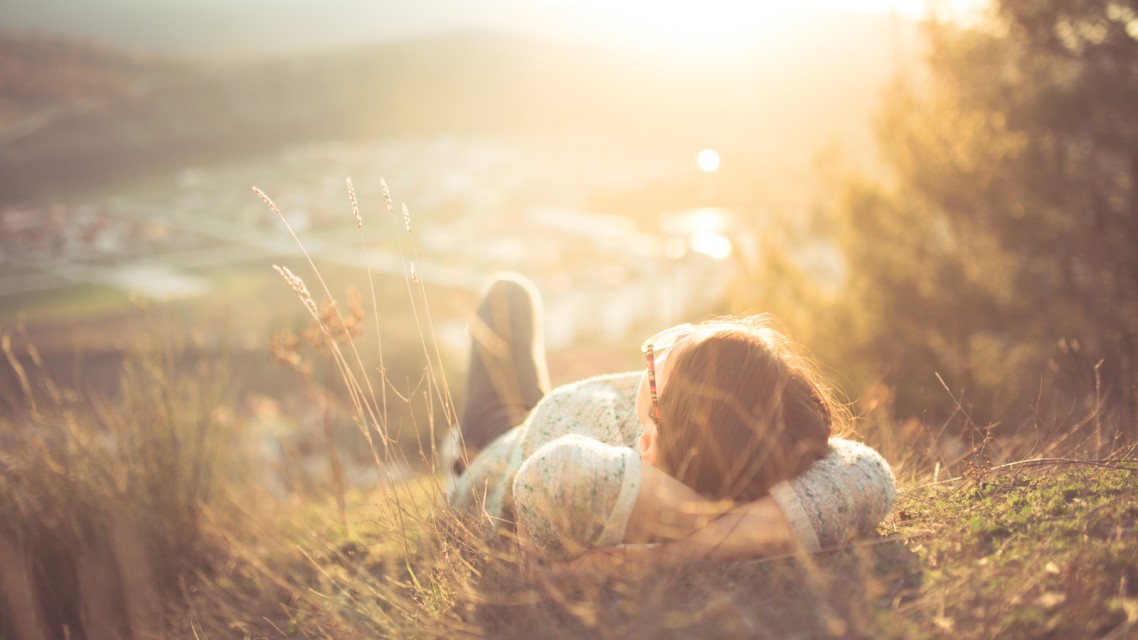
3;0;991;56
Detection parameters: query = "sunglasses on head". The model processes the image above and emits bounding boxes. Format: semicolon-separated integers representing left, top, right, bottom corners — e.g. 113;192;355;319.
640;324;696;429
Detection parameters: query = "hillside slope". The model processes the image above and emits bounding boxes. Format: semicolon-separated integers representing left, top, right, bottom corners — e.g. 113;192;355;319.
0;17;903;202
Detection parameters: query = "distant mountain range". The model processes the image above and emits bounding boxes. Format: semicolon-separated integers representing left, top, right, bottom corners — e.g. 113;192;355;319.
2;1;918;58
1;0;496;55
0;11;917;202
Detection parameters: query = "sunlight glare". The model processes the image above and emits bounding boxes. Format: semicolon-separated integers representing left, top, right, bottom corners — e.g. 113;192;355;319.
697;149;720;173
661;208;735;261
690;233;733;260
529;1;991;54
529;0;801;55
814;0;990;21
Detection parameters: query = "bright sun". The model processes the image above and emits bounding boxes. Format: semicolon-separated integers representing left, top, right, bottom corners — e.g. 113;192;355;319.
697;149;720;173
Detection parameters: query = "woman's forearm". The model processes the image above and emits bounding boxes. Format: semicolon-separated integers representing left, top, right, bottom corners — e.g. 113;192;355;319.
665;498;795;561
623;462;732;543
623;463;795;557
558;500;795;578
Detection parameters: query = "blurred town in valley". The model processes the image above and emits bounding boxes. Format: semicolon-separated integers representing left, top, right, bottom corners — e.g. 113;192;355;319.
0;2;912;378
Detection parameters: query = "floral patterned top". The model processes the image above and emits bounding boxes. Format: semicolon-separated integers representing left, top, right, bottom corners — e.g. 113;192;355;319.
447;372;896;559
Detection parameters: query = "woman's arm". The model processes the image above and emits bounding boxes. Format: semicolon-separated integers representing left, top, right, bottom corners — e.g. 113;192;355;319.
512;434;642;558
622;438;896;554
775;438;897;549
514;435;894;563
622;462;796;555
656;497;795;561
546;498;794;579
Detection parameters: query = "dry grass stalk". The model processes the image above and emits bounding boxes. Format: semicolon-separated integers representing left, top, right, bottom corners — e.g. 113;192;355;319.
0;327;236;639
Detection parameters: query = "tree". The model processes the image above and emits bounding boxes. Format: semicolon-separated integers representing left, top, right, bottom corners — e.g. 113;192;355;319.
836;0;1138;442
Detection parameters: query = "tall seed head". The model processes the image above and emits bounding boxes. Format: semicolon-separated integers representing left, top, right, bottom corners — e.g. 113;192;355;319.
346;178;362;229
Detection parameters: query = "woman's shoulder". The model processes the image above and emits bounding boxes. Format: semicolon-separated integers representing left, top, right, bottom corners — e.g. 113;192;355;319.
520;371;642;455
535;371;640;427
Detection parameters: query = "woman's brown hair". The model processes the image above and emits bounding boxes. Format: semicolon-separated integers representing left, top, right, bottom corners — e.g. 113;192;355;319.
655;315;843;503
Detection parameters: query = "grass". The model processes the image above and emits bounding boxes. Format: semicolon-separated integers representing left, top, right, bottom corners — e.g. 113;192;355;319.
885;462;1138;639
0;282;134;328
180;459;1134;639
0;328;241;639
137;452;1133;639
2;179;1137;639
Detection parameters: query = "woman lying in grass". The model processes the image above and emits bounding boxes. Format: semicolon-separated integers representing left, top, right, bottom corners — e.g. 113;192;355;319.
445;273;895;565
